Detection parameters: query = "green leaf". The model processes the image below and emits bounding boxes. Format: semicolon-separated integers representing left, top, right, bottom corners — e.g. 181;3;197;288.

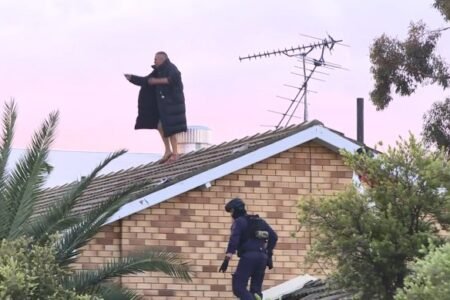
66;250;192;294
55;180;150;267
4;110;58;239
26;150;127;243
0;100;17;239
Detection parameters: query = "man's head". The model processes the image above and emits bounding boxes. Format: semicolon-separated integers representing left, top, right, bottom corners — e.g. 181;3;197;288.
154;51;168;67
225;197;246;219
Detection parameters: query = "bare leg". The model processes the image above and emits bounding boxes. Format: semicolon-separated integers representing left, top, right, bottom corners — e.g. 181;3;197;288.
157;121;172;158
169;135;178;156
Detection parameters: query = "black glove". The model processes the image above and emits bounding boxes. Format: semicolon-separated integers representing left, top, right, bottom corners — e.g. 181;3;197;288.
267;255;273;270
219;257;230;272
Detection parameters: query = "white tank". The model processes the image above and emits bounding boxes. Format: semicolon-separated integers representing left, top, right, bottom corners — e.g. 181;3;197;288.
177;126;211;154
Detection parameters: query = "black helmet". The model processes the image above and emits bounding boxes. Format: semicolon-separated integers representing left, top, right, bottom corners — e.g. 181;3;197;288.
225;197;245;212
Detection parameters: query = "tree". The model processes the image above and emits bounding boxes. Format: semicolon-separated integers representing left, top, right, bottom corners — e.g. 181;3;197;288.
422;97;450;153
0;100;192;299
395;243;450;300
369;1;450;110
369;0;450;170
370;22;449;110
298;135;450;300
433;0;450;21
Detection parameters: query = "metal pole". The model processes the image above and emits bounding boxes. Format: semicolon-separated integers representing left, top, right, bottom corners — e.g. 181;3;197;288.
302;55;308;122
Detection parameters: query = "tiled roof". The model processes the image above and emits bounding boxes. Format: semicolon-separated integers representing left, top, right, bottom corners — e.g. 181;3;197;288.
281;279;353;300
35;120;364;222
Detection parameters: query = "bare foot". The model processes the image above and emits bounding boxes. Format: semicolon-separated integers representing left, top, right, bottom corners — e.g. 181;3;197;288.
159;152;173;164
165;153;179;164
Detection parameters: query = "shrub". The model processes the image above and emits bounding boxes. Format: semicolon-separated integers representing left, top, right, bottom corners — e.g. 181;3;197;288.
0;237;97;300
395;243;450;300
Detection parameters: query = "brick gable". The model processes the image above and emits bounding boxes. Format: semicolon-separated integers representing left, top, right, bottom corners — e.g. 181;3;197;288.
77;142;353;299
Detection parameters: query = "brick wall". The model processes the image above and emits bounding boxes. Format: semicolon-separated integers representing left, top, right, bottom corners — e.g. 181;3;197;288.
78;142;353;299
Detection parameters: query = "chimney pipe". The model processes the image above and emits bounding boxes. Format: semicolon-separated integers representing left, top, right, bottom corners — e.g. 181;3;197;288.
357;98;364;143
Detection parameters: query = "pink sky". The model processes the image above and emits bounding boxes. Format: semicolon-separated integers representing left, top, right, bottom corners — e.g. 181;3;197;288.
1;0;448;154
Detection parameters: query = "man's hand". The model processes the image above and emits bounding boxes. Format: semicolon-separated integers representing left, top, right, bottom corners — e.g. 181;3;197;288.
124;74;131;81
267;255;273;270
148;77;169;85
218;256;230;273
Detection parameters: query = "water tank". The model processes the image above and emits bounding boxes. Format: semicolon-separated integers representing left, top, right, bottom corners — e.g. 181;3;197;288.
177;126;211;154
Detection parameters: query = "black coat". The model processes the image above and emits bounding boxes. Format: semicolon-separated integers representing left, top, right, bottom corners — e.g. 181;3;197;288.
129;59;187;137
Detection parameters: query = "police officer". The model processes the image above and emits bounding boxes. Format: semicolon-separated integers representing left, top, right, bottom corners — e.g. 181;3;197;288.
219;198;278;300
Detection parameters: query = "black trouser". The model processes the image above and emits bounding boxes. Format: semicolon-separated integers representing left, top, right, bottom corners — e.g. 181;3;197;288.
232;251;267;299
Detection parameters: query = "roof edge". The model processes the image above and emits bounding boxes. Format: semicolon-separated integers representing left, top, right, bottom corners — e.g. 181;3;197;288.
105;124;362;225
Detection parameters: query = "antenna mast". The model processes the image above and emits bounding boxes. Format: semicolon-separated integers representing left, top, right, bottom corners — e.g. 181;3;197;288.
239;34;346;128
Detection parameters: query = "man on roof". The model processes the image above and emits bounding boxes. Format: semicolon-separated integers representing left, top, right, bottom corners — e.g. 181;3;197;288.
125;51;187;163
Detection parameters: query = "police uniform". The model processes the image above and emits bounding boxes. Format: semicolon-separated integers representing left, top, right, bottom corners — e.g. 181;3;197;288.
227;215;277;299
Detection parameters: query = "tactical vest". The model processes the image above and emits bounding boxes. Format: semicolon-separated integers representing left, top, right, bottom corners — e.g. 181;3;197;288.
237;214;269;256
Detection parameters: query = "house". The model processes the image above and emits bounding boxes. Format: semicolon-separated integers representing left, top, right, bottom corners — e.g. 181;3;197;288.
38;120;365;299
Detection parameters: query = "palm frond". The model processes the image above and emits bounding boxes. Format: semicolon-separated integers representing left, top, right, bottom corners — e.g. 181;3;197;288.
26;150;127;243
0;100;17;239
56;181;149;266
4;110;58;239
66;250;192;294
27;215;81;244
86;283;142;300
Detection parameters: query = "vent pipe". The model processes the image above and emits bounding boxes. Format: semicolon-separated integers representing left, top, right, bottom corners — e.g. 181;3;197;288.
177;126;211;154
357;98;364;143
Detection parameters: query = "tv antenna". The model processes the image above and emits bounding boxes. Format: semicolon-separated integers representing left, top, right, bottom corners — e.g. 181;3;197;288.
239;34;347;128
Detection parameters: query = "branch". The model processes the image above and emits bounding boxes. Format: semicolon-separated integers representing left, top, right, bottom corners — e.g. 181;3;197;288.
431;26;450;33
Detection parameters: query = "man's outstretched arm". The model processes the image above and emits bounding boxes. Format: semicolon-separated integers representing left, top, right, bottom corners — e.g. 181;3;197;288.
124;74;149;86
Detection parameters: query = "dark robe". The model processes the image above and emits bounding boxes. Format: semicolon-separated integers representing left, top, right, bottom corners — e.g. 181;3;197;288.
129;59;187;137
